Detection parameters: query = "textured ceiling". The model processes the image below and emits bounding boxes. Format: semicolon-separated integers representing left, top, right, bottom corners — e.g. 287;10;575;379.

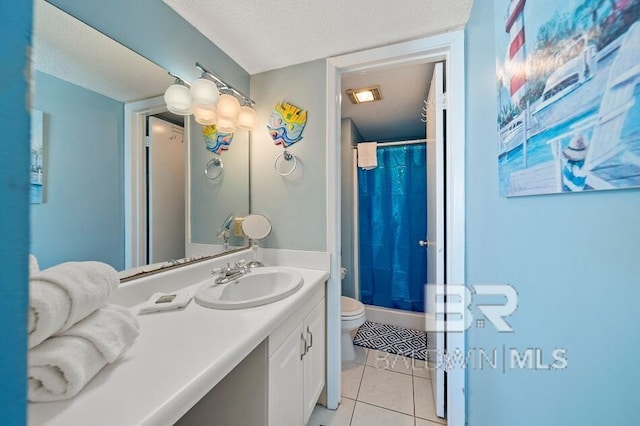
163;0;472;75
33;0;173;103
342;62;435;142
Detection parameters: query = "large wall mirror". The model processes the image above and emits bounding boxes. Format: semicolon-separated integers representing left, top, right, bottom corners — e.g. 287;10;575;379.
30;0;250;273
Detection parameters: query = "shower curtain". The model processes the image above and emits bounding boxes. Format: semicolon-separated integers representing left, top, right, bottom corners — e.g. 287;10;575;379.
358;144;427;312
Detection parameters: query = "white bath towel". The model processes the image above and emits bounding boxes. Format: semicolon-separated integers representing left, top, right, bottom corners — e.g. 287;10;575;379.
357;142;378;170
28;255;40;334
28;336;106;402
28;261;120;349
29;254;39;276
28;304;139;402
60;304;140;362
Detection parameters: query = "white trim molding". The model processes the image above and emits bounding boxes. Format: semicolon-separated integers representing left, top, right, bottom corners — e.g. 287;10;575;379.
326;30;466;424
124;96;170;269
324;59;342;410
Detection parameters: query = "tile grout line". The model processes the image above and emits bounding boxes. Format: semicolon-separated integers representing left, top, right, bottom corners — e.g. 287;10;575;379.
412;370;417;424
353;399;418;420
355;351;367;400
347;396;356;426
350;349;367;425
349;348;368;426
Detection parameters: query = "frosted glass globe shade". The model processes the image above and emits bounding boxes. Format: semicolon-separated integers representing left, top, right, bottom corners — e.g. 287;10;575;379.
193;104;217;125
190;78;220;106
217;93;241;120
237;106;257;130
216;116;237;133
164;84;192;115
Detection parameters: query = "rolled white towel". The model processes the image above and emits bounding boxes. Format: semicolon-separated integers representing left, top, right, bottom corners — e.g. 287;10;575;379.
28;304;139;402
28;261;119;349
59;304;140;363
28;335;106;402
29;254;39;276
28;255;40;334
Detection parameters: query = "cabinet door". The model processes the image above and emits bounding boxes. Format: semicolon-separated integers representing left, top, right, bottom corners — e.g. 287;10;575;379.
303;299;326;424
269;323;304;426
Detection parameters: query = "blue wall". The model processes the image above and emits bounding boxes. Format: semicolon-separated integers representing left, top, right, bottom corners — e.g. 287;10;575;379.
0;1;32;423
250;60;327;251
465;2;640;425
31;72;124;270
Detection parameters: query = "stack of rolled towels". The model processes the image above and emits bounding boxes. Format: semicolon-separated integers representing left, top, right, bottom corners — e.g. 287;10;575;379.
27;255;140;402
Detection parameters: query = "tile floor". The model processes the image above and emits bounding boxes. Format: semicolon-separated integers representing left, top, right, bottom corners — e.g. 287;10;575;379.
307;346;447;426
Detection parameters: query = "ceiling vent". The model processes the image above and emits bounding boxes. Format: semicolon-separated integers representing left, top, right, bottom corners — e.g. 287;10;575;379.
345;85;382;104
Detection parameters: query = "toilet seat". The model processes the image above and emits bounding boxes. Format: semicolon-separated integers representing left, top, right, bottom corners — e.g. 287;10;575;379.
341;296;365;318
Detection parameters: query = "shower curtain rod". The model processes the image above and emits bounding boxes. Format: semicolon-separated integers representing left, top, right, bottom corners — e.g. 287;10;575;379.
352;138;434;148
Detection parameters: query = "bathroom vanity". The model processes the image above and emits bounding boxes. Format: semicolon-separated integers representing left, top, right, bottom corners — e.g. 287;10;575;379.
28;253;328;426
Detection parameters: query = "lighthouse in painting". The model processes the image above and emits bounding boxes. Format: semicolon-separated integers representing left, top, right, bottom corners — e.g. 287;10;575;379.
505;0;527;109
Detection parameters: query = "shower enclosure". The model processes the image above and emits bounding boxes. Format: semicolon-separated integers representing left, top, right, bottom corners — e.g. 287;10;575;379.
357;141;428;313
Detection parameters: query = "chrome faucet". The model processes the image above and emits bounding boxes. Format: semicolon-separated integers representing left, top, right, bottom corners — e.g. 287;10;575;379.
211;260;250;284
217;214;236;251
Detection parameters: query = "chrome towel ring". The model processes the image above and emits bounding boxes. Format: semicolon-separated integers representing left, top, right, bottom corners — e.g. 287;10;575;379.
205;157;224;180
274;150;297;176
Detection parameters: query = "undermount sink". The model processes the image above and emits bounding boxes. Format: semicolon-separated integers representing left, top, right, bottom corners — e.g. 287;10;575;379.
194;266;303;309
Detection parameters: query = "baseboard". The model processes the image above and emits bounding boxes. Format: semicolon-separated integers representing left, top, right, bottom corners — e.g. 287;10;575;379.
363;304;426;331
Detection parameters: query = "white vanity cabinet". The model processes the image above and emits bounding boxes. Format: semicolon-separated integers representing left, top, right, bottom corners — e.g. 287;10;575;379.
268;286;325;426
29;264;330;426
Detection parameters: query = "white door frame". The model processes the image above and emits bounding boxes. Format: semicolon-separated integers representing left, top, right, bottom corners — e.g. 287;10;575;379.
326;30;466;424
124;96;170;269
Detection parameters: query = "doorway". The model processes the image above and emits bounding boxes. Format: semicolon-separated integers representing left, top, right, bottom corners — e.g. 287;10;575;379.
342;57;448;420
146;115;185;264
326;31;466;426
124;96;191;269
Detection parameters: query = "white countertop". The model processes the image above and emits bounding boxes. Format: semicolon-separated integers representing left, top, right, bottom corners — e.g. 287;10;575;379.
28;266;329;426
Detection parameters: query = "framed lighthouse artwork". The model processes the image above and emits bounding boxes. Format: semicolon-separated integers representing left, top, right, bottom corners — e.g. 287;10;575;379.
495;0;640;197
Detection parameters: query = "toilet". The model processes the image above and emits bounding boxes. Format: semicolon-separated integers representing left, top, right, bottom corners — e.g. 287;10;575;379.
341;296;366;361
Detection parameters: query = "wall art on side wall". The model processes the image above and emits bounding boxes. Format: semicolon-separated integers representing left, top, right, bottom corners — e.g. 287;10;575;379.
30;110;44;204
267;100;307;147
202;124;233;154
496;0;640;196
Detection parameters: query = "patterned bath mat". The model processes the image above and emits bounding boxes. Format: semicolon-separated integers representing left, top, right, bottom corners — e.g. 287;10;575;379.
353;320;427;361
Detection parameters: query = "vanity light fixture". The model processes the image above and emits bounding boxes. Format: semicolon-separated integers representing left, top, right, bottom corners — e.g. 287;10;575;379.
163;62;257;131
216;92;241;135
164;78;192;115
237;103;258;130
216;116;238;134
190;73;219;125
345;85;383;104
192;103;217;126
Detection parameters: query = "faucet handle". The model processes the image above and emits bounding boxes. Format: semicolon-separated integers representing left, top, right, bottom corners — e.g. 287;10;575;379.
210;264;229;276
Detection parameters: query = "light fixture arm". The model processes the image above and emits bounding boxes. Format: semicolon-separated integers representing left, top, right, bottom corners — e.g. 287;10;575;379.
195;62;255;107
167;72;190;88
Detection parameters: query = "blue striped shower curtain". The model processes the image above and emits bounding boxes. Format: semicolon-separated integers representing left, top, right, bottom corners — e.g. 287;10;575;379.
358;144;427;312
